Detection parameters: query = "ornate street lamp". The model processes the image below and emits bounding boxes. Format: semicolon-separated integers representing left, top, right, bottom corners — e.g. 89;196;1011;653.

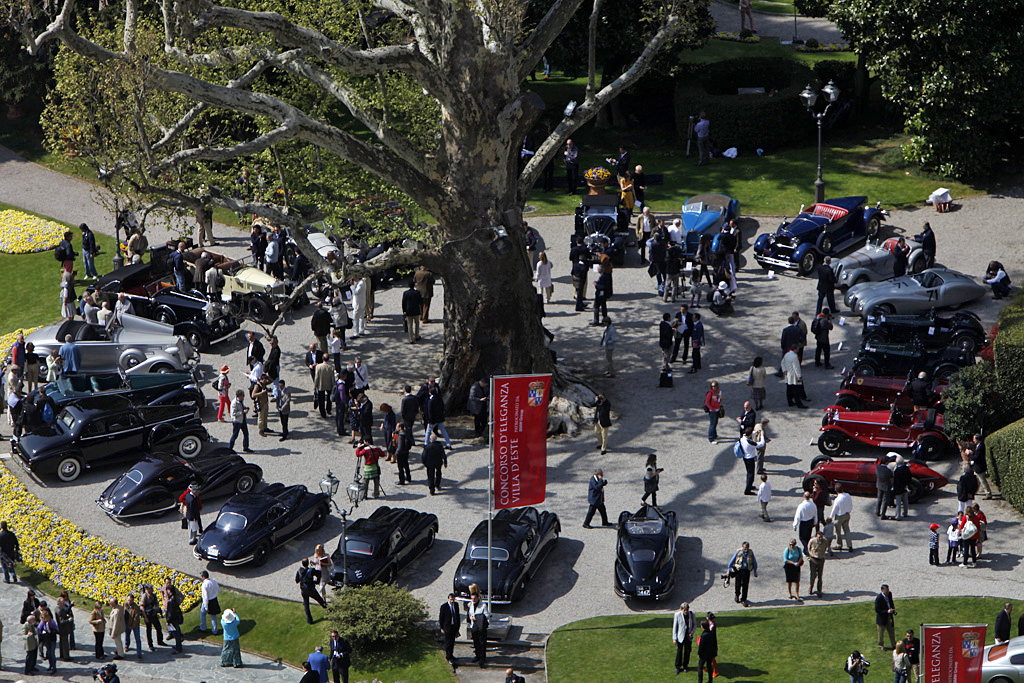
319;470;350;588
800;80;841;205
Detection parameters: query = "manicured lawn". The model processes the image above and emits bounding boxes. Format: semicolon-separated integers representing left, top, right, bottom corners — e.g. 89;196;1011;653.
0;202;119;333
548;596;1005;682
18;564;454;681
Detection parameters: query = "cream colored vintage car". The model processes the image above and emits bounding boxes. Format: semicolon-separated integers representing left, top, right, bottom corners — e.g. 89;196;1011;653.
186;249;292;323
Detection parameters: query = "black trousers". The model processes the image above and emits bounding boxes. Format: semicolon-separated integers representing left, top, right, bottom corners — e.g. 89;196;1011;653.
734;567;751;602
472;629;487;661
816;289;836;315
25;646;38;673
443;627;458;662
145;613;166;648
94;630;105;658
573;276;587;310
593;295;608;324
473;411;487;436
675;637;692;671
302;590;327;624
697;656;714;683
929;547;940;565
584;503;609;526
566;164;579;194
786;384;804;406
426;465;443;493
315;390;331;417
335;404;349;436
743;457;756;493
799;519;815;553
691;346;702;370
396;453;411;484
815;341;831;366
876;488;892;517
279;413;289;438
332;661;350;683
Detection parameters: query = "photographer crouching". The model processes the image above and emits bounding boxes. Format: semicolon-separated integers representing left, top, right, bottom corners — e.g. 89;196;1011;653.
94;662;121;683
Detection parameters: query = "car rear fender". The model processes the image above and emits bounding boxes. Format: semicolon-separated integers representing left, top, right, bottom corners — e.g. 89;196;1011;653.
148;387;202;409
863;206;888;224
728;199;740;220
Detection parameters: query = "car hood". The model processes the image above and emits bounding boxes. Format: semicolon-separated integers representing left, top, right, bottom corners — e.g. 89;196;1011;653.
777;213;829;238
681;210;720;234
118;313;181;338
235;266;279;286
97;475;142;512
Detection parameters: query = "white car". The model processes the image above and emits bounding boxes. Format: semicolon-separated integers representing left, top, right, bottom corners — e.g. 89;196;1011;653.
982;635;1024;683
833;237;927;290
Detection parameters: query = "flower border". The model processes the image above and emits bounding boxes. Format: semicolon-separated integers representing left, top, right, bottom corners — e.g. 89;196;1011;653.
0;209;65;255
714;31;760;44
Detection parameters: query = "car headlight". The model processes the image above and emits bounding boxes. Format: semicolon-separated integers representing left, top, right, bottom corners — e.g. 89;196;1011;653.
165;346;180;354
265;284;273;293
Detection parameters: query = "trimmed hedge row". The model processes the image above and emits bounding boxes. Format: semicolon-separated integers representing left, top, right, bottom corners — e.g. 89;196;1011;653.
985;419;1024;516
674;57;817;151
993;288;1024;418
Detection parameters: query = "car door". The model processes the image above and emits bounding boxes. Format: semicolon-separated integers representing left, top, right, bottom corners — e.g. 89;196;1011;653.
389;528;409;568
76;418;110;465
520;526;538;578
96;411;147;464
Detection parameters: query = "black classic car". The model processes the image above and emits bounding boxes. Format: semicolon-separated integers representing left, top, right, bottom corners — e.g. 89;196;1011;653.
96;448;263;519
753;196;888;276
850;340;975;379
862;310;988;353
452;507;560;604
328;506;438;587
12;395;208;482
32;371;203;412
614;504;678;601
194;483;331;567
573;195;632;266
96;262;240;350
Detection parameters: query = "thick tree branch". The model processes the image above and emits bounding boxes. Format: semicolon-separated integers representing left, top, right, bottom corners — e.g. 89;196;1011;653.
586;0;605;100
516;0;585;82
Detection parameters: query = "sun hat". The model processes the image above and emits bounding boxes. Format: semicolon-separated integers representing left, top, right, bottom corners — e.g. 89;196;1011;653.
220;365;230;373
929;523;940;531
718;282;728;291
222;608;237;622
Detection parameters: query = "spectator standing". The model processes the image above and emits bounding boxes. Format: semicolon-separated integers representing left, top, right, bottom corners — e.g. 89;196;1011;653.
966;434;993;499
816;256;837;315
214;365;231;422
583;469;611;528
752;418;770;474
594;394;612;455
783;539;802;600
535;251;553;303
275;379;291;441
56;596;74;660
812;309;834;369
468;592;489;668
636;206;654;263
329;629;352;683
228;390;252;453
58;335;81;374
831;483;853;551
308;645;330;682
902;629;921;682
37;608;57;673
0;520;20;583
846;650;868;683
671;304;693;364
659;313;674;368
946;518;961;565
296;558;327;625
467;379;489;438
703;380;721;442
875;584;897;650
810;477;830;524
892;642;910;683
892;456;912;520
311;302;332;352
200;571;221;635
79;223;100;280
220;609;243;668
23;614;39;674
299;661;320;683
413;266;436;323
314;355;335;419
164;585;184;653
141;584;166;650
352;357;370;393
170;242;188;291
807;531;827;597
356;442;383;499
892;236;910;277
688;313;705;373
181;483;203;546
57;230;76;274
439;596;461;669
424;387;451;448
633;164;647;206
781;347;807;408
642;454;663;507
402;281;423;343
747;357;767;410
914;222;936;268
958;507;980;566
123;594;142;660
695;619;716;683
89;602;106;659
876;456;894;519
957;462;979;513
252;375;272;437
394;422;413;485
736;400;756;437
330;297;350;349
793;492;817;553
756;474;772;522
422;429;448;495
591;265;610;326
126;226;148;263
564;139;580;194
673;602;697;674
728;542;757;606
738;427;761;496
995;603;1013;643
600;316;618;377
694;113;711;167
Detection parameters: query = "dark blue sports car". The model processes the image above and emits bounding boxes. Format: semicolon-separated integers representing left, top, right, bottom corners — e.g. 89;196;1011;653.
452;507;560;604
194;483;330;567
680;193;740;262
614;504;677;600
328;506;438;587
753;196;888;276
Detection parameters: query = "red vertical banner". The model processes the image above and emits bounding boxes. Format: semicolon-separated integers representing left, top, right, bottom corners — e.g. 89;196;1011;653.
492;374;550;509
922;625;986;683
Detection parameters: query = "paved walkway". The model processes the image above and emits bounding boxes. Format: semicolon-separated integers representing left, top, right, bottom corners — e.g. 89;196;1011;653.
710;0;845;44
0;575;296;683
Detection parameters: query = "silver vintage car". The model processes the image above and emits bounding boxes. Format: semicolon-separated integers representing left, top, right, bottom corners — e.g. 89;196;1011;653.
26;314;199;375
833;237;927;290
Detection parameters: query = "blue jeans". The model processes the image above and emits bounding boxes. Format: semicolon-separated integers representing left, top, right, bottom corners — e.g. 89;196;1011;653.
893;670;907;683
175;271;187;291
849;675;864;683
83;251;98;278
125;624;142;656
425;423;452;448
229;421;250;450
200;604;219;633
2;559;16;582
708;410;719;441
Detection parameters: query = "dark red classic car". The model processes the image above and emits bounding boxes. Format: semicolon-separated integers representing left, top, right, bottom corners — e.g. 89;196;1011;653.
818;405;950;460
804;455;948;503
833;374;948;412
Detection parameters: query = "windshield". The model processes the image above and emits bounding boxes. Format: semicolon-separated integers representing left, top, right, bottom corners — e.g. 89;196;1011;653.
215;512;247;532
58;410;75;429
683;202;703;214
626;520;664;535
345;541;375;556
469;547;509;561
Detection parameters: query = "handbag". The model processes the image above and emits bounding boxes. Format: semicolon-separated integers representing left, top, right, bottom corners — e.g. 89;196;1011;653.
647;262;657;278
961;520;978;539
797;558;804;567
180;517;188;530
733;441;744;458
717;406;725;418
346;319;353;329
746;369;753;385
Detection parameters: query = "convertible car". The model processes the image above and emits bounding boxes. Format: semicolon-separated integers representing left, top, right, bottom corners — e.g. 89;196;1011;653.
844;268;987;317
614;504;677;601
185;248;296;323
862;310;988;353
850;340;974;379
32;371;203;412
452;507;560;604
753;196;888;276
833;373;948;412
833;237;927;289
803;455;948;503
328;506;438;587
24;315;199;375
194;483;331;567
680;193;740;262
818;405;950;460
982;636;1024;683
12;395;208;481
96;448;263;519
573;195;632;266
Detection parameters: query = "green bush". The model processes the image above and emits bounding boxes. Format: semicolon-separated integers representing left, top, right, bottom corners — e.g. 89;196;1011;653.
326;583;428;657
992;289;1024;422
674;58;817;151
985;419;1024;516
812;59;856;95
941;361;1002;442
805;38;820;49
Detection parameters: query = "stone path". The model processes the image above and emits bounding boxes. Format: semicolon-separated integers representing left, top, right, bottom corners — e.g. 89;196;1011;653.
710;0;845;44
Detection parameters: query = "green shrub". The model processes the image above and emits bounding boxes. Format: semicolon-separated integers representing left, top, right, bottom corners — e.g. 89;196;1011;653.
739;28;753;39
941;361;1002;442
805;38;820;49
812;59;856;95
992;289;1024;422
674;58;817;151
326;583;428;657
985;419;1024;516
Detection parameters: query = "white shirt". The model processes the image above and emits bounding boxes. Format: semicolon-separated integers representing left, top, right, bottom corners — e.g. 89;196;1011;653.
96;307;112;325
738;436;758;460
201;577;219;607
353;363;369;390
328;336;342;355
247;361;264;384
830;491;853;518
667;225;682;244
793;499;817;529
756;480;772;503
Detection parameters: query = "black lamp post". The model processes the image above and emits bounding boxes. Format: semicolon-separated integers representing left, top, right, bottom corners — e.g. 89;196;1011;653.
799;80;841;205
319;470;348;588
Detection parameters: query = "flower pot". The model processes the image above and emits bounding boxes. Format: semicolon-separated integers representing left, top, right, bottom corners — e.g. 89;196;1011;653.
587;179;608;195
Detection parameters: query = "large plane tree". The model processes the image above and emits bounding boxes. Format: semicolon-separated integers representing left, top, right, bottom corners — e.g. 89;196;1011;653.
7;0;709;413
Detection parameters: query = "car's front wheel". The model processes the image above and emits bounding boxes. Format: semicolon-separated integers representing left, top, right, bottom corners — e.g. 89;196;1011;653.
852;361;879;377
252;541;272;567
816;234;833;255
834;395;862;411
802;473;828;493
56;455;83;482
863;331;889;346
916;435;946;461
933;363;960;381
247;297;272;324
186;329;207;351
235;473;257;494
810;455;832;470
817;431;846;456
177;434;202;459
798;250;819;277
950;332;977;354
150;363;176;374
866;216;881;239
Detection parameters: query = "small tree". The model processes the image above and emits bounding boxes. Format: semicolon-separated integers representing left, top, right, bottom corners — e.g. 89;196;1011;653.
941;361;1001;443
326;583;427;658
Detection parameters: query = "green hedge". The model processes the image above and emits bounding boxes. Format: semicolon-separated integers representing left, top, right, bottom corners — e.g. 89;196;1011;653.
812;59;856;95
674;57;817;151
985;419;1024;516
992;289;1024;421
941;361;999;442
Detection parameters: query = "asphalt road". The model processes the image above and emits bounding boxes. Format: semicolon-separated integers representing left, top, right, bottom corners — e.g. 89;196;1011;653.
2;145;1023;643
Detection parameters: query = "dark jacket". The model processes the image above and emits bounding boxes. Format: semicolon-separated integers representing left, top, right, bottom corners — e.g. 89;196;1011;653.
892;464;912;495
957;471;979;502
0;529;19;562
439;600;461;633
594;399;612;428
908;378;933;406
780;323;805;352
738;408;756;433
811;315;833;342
296;565;319;594
587;475;607;506
971;441;987;474
264;346;281;379
659;320;674;349
81;228;97;255
182;491;202;522
247;339;266;363
696;626;717;659
394;431;412;461
915;226;936;255
874;591;894;626
311;308;333;337
595;272;611;300
426;394;446;424
468;382;488;416
875;462;893;492
402;287;423;317
421;441;447;469
995;609;1011;642
692;320;705;347
400;394;420;424
358;399;374;435
816;262;836;292
329;635;351;667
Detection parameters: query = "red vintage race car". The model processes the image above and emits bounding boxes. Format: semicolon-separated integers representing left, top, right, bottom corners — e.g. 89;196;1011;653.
833;373;948;412
818;405;950;460
803;455;948;503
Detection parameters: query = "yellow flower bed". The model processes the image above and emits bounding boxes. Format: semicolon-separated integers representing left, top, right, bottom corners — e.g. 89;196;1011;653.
1;328;41;358
0;209;65;254
0;462;202;609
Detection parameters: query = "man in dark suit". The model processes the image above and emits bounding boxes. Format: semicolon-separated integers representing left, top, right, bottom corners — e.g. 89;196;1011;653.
914;222;936;268
401;281;423;344
875;584;896;650
400;385;419;434
417;377;436;429
328;630;352;683
295;558;327;625
816;256;837;315
422;429;448;495
583;469;611;528
264;336;281;380
439;594;461;668
736;401;756;437
357;393;374;444
305;344;319;382
671;305;693;364
245;331;265;364
696;619;717;683
995;603;1013;643
467;378;489;438
659;313;674;368
777;315;804;376
591;265;610;326
607;146;631;177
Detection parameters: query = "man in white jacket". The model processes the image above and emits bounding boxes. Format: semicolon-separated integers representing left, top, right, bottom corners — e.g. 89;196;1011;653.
672;602;697;674
350;277;368;337
781;347;807;408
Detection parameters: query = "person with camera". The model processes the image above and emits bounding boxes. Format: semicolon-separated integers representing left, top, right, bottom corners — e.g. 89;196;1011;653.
94;662;120;683
727;542;758;607
845;650;869;683
141;584;166;650
812;308;834;369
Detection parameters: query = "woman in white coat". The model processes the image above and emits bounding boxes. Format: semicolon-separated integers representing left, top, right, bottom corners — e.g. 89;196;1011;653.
350;277;367;337
535;251;554;303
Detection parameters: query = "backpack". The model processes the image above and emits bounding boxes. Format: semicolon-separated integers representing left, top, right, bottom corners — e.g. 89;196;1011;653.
811;317;821;335
54;242;67;261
